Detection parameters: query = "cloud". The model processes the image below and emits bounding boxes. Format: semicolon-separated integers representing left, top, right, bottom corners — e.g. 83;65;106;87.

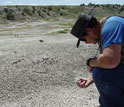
28;4;38;5
16;2;25;5
5;1;13;4
86;0;122;4
64;0;75;2
91;0;108;2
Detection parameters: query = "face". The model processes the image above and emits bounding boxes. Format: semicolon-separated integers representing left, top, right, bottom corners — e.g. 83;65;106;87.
82;35;97;44
80;28;100;44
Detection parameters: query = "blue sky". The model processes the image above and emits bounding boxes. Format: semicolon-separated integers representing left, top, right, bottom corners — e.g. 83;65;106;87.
0;0;124;5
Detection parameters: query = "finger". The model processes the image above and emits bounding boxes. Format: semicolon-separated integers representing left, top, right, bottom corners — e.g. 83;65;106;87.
85;80;90;86
77;82;82;88
87;67;93;73
77;80;87;88
79;78;85;82
85;79;93;86
80;80;86;85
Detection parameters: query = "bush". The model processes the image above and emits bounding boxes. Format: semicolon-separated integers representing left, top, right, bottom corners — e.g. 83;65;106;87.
6;9;15;20
4;8;8;13
0;9;4;15
48;6;52;11
80;4;85;6
23;8;32;15
38;9;46;18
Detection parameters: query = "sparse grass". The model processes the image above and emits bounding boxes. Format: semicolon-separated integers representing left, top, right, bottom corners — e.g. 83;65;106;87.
48;29;70;35
0;5;124;22
0;22;33;37
59;22;73;28
0;24;31;32
0;5;124;23
1;5;124;37
56;29;69;34
0;33;13;36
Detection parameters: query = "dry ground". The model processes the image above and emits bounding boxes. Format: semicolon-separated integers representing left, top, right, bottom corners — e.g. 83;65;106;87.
0;19;99;107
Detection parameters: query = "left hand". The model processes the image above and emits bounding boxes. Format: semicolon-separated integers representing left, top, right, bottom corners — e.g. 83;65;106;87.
76;77;93;88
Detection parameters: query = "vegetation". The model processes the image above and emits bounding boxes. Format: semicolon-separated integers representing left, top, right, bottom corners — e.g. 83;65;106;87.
0;4;124;23
56;29;69;34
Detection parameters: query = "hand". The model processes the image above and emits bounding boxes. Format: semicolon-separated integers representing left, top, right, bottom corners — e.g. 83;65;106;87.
76;77;93;88
87;66;94;73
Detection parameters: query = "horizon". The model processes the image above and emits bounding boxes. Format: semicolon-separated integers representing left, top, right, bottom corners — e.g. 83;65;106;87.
0;3;123;6
0;0;123;6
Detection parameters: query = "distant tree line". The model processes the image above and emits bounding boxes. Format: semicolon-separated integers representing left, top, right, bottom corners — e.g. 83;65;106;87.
80;3;124;13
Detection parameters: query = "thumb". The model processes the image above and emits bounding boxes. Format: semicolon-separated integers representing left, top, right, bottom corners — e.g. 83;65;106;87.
85;79;91;86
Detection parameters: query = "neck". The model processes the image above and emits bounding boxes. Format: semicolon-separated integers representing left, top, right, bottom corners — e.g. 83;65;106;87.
95;21;101;40
90;22;101;44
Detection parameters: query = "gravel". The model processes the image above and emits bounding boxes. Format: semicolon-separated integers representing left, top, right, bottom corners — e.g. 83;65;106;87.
0;20;99;107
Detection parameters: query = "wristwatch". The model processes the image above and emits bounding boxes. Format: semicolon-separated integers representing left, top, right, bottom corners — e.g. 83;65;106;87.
86;58;93;66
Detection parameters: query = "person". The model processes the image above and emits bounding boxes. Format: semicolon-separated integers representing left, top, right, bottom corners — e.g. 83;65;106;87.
71;8;124;107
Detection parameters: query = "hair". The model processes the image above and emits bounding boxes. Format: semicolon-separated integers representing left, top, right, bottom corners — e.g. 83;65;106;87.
87;17;98;28
82;17;98;36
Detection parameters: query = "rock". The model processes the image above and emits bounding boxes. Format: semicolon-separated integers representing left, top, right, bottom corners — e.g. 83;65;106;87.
39;40;44;42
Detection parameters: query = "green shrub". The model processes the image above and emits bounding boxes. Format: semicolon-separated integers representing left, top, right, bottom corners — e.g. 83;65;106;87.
57;29;69;34
60;11;68;16
23;8;32;15
48;6;52;11
4;8;8;13
6;9;15;20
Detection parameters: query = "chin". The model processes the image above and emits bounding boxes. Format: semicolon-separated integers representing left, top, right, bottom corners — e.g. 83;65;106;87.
93;42;97;44
94;40;99;44
91;42;97;44
91;40;98;44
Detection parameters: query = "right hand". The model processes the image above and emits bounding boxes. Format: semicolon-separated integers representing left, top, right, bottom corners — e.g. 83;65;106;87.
76;77;93;88
87;66;94;73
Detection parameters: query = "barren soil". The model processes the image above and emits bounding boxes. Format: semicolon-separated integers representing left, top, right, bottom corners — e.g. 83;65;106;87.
0;19;99;107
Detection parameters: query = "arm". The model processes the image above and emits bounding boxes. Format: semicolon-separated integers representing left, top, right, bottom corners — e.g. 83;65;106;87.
90;44;121;69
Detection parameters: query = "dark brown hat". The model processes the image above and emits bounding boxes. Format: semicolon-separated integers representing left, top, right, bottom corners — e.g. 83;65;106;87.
71;8;96;48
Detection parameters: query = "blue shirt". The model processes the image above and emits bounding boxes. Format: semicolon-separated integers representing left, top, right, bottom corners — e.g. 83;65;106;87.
101;16;124;51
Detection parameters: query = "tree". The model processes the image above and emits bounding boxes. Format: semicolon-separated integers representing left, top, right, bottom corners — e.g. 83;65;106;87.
80;3;85;6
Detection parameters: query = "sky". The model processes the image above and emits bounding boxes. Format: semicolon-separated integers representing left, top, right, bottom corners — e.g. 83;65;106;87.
0;0;124;5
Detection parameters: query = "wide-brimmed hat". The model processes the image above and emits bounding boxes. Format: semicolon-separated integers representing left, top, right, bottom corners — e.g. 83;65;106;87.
71;8;96;48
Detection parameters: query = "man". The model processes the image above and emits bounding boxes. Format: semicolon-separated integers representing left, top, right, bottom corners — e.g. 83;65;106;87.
71;8;124;107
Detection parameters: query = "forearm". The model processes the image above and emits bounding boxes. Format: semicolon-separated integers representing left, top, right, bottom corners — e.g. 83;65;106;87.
89;54;120;69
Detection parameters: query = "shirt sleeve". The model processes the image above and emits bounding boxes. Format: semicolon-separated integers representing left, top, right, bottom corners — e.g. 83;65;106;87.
101;21;124;50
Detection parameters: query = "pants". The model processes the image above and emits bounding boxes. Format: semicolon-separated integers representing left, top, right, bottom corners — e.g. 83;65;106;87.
92;64;124;107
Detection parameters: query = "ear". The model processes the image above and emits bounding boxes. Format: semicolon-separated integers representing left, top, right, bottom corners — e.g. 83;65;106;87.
86;28;94;35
